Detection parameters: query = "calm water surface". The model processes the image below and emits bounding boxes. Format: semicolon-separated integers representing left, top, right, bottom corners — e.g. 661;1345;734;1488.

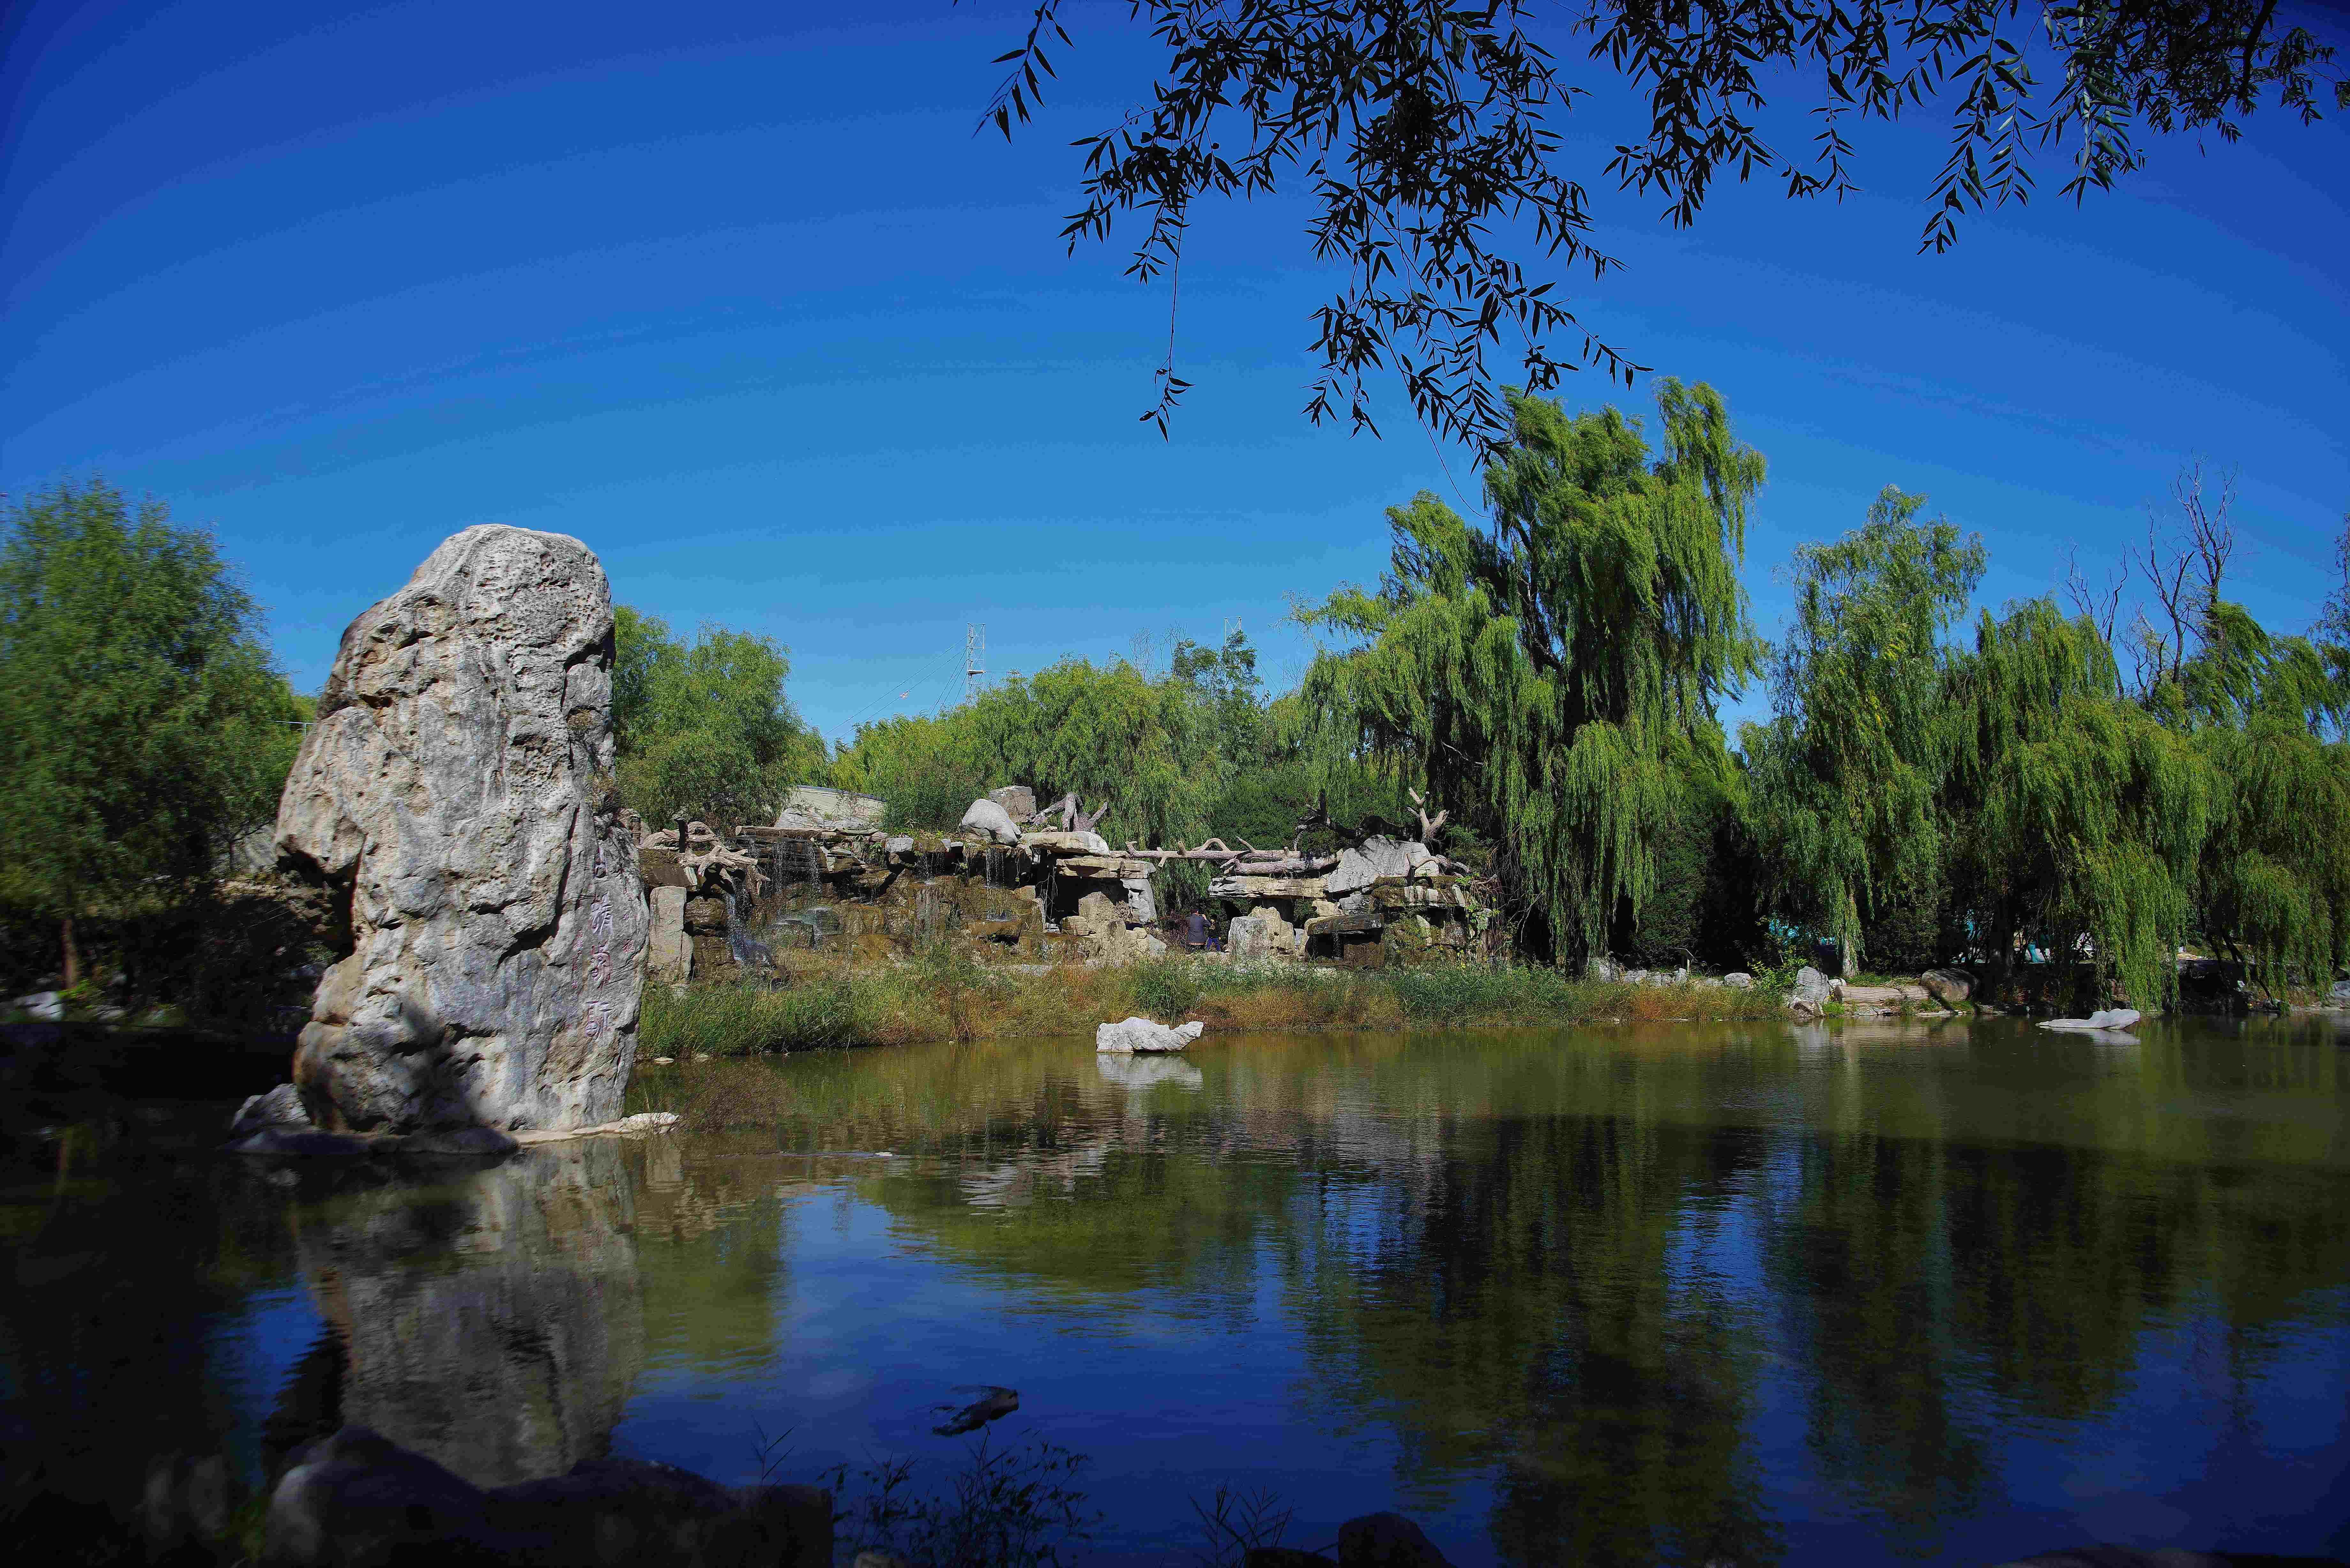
5;1017;2348;1565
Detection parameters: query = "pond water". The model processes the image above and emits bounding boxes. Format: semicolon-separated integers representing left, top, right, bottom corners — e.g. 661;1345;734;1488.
4;1017;2348;1565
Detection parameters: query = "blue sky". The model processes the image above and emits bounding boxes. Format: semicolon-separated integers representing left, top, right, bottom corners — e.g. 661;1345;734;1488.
4;0;2346;744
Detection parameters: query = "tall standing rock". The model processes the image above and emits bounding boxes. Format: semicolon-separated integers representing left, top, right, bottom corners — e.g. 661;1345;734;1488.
276;526;648;1134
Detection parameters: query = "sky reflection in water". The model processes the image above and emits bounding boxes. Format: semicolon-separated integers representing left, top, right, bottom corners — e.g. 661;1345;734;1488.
4;1016;2346;1566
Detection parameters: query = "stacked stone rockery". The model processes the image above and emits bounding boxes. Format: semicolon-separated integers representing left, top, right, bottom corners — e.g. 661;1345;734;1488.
1205;832;1487;961
1058;890;1166;966
639;788;1165;969
647;786;1494;969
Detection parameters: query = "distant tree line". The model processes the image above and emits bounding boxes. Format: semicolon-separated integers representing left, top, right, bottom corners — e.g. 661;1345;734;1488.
807;385;2350;1005
10;402;2346;1007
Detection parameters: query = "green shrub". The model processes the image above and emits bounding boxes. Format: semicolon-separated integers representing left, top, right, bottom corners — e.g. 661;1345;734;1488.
639;977;867;1056
1127;961;1206;1021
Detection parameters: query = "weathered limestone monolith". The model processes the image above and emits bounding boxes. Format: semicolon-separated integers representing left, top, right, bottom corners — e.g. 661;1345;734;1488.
276;526;649;1134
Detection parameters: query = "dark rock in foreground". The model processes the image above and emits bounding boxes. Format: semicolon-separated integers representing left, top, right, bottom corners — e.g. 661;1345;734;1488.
263;1425;829;1567
1337;1511;1453;1567
1989;1549;2346;1567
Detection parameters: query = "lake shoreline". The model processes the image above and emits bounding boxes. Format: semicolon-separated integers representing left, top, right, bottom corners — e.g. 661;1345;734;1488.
634;957;1798;1063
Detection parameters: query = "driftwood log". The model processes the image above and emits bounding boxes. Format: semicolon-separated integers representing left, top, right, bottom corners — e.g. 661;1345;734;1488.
1031;793;1110;835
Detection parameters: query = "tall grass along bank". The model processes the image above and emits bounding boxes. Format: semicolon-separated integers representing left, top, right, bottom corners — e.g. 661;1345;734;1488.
637;957;1784;1059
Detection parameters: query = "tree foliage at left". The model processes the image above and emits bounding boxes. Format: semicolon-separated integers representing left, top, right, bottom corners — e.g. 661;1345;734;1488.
0;480;307;983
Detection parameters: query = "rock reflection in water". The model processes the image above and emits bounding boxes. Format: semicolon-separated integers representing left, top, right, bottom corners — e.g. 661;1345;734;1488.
1094;1052;1204;1091
291;1140;645;1487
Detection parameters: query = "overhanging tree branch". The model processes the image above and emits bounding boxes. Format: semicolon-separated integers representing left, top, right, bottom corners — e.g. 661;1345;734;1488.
967;1;2342;455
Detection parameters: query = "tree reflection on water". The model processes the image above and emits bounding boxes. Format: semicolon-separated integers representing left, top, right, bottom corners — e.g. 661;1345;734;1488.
804;1020;2349;1564
1;1017;2343;1565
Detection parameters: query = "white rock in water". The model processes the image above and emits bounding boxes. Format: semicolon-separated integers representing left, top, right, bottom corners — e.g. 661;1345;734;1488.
2041;1007;2143;1033
276;526;648;1135
959;797;1025;845
1095;1017;1205;1053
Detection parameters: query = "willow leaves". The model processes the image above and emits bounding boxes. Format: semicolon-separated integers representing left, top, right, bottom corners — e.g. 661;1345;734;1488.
1300;380;1760;960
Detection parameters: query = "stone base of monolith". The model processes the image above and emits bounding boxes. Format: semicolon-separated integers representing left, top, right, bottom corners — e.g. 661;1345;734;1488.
275;525;649;1135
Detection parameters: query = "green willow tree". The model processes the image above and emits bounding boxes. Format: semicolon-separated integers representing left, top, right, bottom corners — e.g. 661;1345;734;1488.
1300;380;1760;961
1735;464;2350;1003
1943;598;2213;1007
2146;566;2350;991
0;480;305;985
612;606;827;827
1743;487;1987;973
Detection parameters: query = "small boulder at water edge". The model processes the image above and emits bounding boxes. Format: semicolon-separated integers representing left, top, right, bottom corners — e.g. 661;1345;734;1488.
1787;967;1831;1016
1922;967;1974;1006
230;1083;312;1138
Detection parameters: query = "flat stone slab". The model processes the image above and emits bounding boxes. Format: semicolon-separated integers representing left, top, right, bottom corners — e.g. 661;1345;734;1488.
513;1112;681;1143
226;1111;676;1158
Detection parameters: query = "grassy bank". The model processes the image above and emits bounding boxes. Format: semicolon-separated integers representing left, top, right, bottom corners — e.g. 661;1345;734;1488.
636;953;1787;1059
